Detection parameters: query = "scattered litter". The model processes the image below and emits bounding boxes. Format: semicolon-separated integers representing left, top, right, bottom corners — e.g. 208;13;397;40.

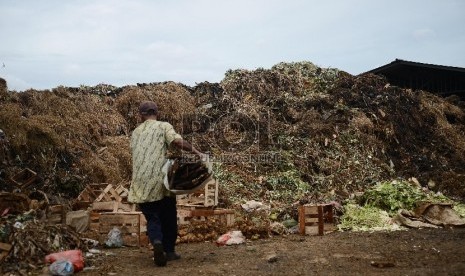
49;259;74;276
266;253;278;263
241;200;270;212
270;222;288;235
88;248;102;254
105;227;123;248
216;231;245;246
45;249;84;273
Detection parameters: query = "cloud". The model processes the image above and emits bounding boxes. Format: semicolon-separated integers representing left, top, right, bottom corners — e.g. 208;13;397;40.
1;0;464;90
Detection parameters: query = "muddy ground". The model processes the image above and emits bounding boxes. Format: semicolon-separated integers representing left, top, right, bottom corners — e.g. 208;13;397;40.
78;228;465;276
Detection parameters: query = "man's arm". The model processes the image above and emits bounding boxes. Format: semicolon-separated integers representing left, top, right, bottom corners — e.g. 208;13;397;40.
171;138;206;159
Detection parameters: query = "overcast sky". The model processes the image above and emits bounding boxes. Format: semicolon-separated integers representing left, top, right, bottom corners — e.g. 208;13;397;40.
0;0;464;91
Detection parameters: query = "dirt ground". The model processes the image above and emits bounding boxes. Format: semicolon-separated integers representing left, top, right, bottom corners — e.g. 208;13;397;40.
79;227;465;276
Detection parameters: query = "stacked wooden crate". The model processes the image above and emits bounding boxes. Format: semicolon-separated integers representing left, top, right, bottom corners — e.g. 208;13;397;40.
176;177;235;227
176;178;219;207
77;183;147;247
90;212;146;247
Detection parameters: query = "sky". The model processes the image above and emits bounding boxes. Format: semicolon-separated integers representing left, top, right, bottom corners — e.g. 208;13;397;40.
0;0;464;91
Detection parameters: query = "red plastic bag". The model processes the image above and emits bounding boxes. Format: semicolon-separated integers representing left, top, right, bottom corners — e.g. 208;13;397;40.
45;249;84;272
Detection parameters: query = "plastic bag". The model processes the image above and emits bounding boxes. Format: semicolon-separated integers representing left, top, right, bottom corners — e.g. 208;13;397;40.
45;249;84;273
216;230;245;246
105;226;123;248
49;260;74;276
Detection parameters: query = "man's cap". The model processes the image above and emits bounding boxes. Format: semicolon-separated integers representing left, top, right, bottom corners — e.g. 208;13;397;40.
139;101;158;115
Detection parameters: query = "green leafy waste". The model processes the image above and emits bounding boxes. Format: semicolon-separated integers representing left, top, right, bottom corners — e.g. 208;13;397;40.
454;203;465;217
360;180;457;214
337;203;399;232
360;180;427;214
338;180;462;232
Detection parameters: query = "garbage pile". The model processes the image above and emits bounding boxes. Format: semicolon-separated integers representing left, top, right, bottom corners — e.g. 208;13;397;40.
2;63;465;203
1;60;465;271
0;194;87;274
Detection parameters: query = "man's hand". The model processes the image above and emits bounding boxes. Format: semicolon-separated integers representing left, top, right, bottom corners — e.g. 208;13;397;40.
197;152;209;162
172;139;208;161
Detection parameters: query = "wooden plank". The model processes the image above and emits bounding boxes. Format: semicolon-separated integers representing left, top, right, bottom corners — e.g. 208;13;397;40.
304;205;319;214
99;213;140;225
91;202;136;212
298;205;305;235
190;209;234;217
99;225;140;234
115;185;129;198
90;212;100;221
0;243;12;251
0;243;12;262
225;214;235;227
108;188;122;202
77;187;92;202
140;214;147;232
92;201;117;211
115;203;136;212
318;205;324;235
305;217;319;223
305;223;336;235
94;184;113;202
10;168;37;188
122;234;140;247
139;234;149;247
89;222;100;230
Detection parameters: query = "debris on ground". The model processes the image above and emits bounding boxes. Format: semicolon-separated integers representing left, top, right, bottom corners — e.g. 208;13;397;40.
216;230;246;246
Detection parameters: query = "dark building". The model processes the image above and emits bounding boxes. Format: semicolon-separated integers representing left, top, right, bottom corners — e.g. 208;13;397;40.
366;59;465;99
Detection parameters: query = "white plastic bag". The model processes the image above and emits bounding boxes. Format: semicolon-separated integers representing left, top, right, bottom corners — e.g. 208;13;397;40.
49;260;74;276
216;230;245;246
105;227;123;248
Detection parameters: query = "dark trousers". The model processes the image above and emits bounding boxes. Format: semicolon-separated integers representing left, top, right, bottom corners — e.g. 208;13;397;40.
139;197;178;253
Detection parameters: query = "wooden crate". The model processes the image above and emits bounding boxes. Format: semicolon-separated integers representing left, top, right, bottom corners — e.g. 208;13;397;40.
91;201;136;213
90;212;145;247
10;168;37;189
47;204;66;225
298;204;335;235
177;207;235;226
176;178;218;207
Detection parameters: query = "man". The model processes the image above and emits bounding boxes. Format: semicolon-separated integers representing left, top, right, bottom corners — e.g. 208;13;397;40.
129;101;205;267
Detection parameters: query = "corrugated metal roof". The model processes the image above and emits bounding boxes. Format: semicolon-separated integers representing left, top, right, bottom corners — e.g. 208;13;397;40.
366;59;465;74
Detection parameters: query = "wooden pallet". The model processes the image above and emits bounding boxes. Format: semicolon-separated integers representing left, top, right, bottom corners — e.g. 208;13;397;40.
177;207;235;226
298;204;335;235
176;178;218;207
89;212;145;247
77;183;129;203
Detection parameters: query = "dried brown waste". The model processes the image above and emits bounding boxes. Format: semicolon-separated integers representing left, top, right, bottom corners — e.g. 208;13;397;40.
1;61;465;274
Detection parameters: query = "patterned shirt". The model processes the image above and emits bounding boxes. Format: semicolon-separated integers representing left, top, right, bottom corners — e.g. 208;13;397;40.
128;119;182;203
